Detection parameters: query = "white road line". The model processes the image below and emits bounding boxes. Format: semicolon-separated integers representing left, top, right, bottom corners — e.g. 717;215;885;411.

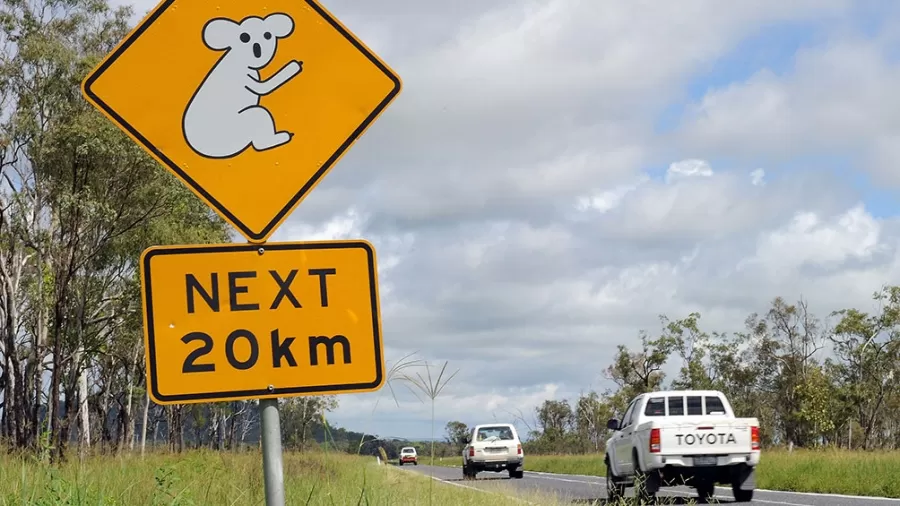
526;469;899;502
525;474;599;485
391;465;537;505
744;488;900;502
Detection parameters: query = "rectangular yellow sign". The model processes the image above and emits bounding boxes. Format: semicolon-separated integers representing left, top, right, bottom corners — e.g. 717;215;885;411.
140;240;384;404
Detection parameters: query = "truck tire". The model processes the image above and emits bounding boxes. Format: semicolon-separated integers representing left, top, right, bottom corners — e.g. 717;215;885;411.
697;482;715;503
605;457;625;502
732;487;753;502
632;452;656;505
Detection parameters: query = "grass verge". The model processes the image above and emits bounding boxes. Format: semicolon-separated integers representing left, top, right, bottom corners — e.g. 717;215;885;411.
0;450;545;505
429;449;900;498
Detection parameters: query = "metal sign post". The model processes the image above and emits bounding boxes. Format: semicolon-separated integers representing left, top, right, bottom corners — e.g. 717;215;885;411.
259;398;285;506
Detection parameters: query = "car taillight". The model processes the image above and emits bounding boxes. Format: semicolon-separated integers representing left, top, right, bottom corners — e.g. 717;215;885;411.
468;446;474;457
650;428;661;453
517;444;522;455
751;426;760;450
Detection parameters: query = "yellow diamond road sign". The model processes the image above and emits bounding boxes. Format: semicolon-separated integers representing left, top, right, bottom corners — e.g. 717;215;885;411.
82;0;402;243
140;240;384;404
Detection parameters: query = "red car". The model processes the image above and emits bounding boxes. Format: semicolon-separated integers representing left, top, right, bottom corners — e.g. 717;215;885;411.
399;447;418;465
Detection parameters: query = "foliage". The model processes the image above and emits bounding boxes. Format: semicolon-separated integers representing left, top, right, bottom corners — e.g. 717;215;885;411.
518;291;900;453
0;0;230;459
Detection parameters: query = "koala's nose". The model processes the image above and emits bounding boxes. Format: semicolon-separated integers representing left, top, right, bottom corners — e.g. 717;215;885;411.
253;43;262;59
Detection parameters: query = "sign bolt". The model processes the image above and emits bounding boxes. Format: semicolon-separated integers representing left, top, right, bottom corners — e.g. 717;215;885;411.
258;247;265;256
268;385;275;392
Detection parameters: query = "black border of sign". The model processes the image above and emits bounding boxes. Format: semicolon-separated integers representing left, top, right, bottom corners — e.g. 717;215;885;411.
83;0;402;242
142;241;383;403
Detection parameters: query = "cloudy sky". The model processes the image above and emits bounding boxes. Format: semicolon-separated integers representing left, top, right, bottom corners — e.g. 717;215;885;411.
120;0;900;440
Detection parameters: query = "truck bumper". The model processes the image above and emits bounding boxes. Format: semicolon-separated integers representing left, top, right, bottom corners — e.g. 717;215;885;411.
644;452;760;471
647;460;757;489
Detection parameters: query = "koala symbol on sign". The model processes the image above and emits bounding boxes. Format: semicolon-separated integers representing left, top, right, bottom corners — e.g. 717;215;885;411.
183;13;303;159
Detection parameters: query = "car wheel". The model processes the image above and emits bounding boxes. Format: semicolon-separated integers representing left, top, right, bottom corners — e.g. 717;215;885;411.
413;461;418;466
509;469;524;479
398;461;403;466
605;458;625;502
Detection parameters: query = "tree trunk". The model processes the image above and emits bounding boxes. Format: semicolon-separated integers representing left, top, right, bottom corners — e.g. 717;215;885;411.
217;409;225;451
48;303;63;462
98;387;112;450
61;381;79;459
122;342;140;451
140;389;150;455
77;350;90;450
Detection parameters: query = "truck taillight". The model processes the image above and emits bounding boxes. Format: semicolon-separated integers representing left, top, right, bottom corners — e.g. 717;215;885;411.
517;444;522;455
468;446;474;457
649;428;661;453
751;426;760;450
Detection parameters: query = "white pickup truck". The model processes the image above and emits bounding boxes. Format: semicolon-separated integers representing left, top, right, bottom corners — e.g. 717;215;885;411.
604;390;760;503
462;423;525;479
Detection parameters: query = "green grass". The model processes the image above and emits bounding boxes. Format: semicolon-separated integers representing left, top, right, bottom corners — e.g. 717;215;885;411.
0;449;558;505
431;449;900;498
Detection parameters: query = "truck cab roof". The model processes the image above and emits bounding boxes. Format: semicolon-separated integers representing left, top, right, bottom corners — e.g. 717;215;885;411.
625;390;736;419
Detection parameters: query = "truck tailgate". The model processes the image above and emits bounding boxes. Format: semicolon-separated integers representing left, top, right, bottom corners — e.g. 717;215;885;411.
657;419;754;455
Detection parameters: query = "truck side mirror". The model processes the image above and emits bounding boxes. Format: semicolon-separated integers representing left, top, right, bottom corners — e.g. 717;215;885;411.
606;418;620;431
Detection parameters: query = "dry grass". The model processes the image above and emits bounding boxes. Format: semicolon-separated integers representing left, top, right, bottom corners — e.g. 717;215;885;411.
0;449;548;505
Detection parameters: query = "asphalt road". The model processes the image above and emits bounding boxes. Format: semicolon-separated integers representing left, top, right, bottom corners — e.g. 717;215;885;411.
398;464;900;506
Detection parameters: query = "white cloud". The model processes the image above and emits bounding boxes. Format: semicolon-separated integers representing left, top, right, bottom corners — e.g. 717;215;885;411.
674;32;900;184
741;204;884;275
666;159;714;182
750;169;766;186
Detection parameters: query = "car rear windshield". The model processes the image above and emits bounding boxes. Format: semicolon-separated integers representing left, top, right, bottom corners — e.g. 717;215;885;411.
401;448;415;454
668;396;685;416
644;397;666;416
687;395;703;415
476;426;515;441
705;396;726;414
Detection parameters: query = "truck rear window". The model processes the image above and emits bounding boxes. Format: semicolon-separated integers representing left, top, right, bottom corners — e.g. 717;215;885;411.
705;396;726;414
687;396;703;415
476;426;515;441
668;396;685;416
644;397;665;416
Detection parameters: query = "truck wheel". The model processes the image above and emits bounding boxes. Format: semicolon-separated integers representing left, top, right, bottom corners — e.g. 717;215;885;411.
697;482;715;503
632;453;656;504
605;458;625;502
732;487;753;502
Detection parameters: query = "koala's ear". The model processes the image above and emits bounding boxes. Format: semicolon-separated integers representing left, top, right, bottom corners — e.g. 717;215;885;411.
203;18;239;51
264;13;294;38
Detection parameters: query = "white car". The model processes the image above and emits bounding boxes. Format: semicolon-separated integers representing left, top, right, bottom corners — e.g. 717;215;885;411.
605;390;760;503
398;446;417;466
462;423;524;479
